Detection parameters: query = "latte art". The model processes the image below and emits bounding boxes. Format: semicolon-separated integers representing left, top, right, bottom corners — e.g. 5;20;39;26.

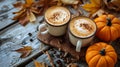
70;17;96;38
45;6;70;26
74;19;94;35
48;10;68;24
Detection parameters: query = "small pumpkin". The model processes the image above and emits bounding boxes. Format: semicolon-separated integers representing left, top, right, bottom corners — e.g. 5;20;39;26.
86;42;117;67
94;14;120;41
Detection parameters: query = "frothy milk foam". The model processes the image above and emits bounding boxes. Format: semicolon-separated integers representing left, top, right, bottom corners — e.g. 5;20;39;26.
45;6;70;26
70;17;96;38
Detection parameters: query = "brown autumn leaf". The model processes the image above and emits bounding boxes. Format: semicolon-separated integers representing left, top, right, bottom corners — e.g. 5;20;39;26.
13;1;23;8
15;46;32;58
13;0;40;26
34;60;48;67
82;0;102;14
67;63;78;67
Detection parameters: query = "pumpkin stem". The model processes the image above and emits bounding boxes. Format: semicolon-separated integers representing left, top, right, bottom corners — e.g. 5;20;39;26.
106;18;112;26
100;48;106;56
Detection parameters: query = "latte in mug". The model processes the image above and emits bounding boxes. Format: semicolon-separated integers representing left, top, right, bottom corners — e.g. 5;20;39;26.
39;6;70;36
69;17;96;38
45;6;70;26
68;17;97;52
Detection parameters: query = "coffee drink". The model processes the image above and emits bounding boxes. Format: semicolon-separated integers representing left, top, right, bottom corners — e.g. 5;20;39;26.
45;6;70;26
39;6;70;36
69;17;96;38
68;17;97;52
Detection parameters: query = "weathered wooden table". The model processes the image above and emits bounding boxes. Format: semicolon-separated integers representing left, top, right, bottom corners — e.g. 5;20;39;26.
0;0;120;67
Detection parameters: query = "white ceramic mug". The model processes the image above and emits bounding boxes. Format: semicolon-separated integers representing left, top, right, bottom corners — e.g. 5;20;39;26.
68;17;97;52
39;6;70;36
38;22;68;36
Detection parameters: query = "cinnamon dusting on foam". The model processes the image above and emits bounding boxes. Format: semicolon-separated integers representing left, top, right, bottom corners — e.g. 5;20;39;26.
79;23;93;32
70;18;96;38
45;6;70;25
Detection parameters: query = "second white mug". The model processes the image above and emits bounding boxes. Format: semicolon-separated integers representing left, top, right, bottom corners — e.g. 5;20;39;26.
68;16;97;52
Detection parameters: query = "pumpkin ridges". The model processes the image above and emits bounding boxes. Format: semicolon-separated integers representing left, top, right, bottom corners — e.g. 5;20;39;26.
97;26;111;41
99;42;107;48
86;51;99;63
112;24;120;37
94;17;107;23
94;14;120;41
105;56;115;67
112;18;120;25
106;52;117;63
107;14;115;20
94;15;107;22
110;26;119;41
99;15;107;18
87;44;102;52
96;56;107;67
96;22;106;36
105;45;115;52
88;55;101;67
86;42;117;67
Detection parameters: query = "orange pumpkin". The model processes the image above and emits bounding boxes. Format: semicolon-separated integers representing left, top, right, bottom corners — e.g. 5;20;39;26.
94;14;120;41
86;42;117;67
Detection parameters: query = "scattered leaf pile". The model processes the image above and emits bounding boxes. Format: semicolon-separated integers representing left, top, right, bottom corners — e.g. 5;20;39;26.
15;46;32;58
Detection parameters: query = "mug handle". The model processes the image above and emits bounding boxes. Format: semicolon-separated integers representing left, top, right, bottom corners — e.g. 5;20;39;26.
76;40;82;52
38;23;48;35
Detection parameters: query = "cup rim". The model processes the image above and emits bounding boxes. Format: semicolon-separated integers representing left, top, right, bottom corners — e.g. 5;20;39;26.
44;6;71;27
68;16;97;39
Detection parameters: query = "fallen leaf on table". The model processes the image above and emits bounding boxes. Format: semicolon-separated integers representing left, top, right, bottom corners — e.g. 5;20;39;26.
34;60;48;67
82;0;102;14
15;46;32;58
13;0;40;26
67;63;78;67
13;1;23;8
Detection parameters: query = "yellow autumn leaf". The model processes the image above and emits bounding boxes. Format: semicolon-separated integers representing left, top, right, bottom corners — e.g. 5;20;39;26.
25;0;34;7
15;46;32;58
27;11;36;22
82;0;101;14
34;60;48;67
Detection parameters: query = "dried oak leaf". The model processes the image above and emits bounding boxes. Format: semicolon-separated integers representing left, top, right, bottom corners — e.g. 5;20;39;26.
82;0;102;14
34;60;48;67
13;0;40;26
15;46;32;58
